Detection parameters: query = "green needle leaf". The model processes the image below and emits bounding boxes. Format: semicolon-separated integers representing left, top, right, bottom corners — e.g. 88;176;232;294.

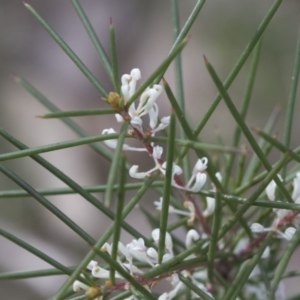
158;110;176;263
110;19;120;94
0;164;96;245
204;55;294;204
207;190;222;282
39;108;115;118
193;0;282;137
110;154;126;283
0;132;120;162
0;129;147;241
104;122;128;207
70;0;113;81
269;226;300;299
282;24;300;179
179;274;215;300
14;76;113;162
24;2;107;96
125;39;187;109
0;228;73;276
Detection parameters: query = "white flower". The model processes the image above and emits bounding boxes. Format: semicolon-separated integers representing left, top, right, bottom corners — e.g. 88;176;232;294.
121;68;141;102
204;172;222;217
126;238;156;266
283;227;296;240
116;69;166;131
185;229;200;248
265;174;282;201
92;266;121;279
169;158;207;193
250;223;265;233
73;280;89;292
154;199;196;225
102;128;146;151
151;115;171;136
151;229;174;256
87;260;98;270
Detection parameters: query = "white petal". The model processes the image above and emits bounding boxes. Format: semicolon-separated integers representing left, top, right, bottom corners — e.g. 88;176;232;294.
153;146;163;160
147;247;158;261
151;228;160;244
130;68;141;81
130;116;143;128
187;173;206;192
148;103;159;129
266;180;276;201
87;260;98;270
284;227;296;240
73;280;89;292
203;196;216;217
262;246;270;259
215;172;222;182
121;74;131;101
115;114;124;123
250;223;265;233
193;157;208;174
129;165;147;179
185;229;200;248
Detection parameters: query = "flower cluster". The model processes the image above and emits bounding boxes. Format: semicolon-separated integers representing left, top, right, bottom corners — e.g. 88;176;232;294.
72;229;213;300
250;172;300;240
102;69;209;194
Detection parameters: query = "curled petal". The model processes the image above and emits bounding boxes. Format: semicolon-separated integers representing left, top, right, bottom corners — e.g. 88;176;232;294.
129;165;147;179
187;173;206;192
203;196;216;217
193;157;208;174
185;229;200;248
73;280;89;292
161;162;183;176
130;68;141;81
87;260;98;270
92;266;121;279
138;85;163;116
152;116;171;135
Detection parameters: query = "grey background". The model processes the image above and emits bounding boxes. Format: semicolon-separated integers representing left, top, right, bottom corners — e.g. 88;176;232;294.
0;0;300;299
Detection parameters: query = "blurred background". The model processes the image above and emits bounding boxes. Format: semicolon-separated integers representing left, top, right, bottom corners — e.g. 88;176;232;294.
0;0;300;298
